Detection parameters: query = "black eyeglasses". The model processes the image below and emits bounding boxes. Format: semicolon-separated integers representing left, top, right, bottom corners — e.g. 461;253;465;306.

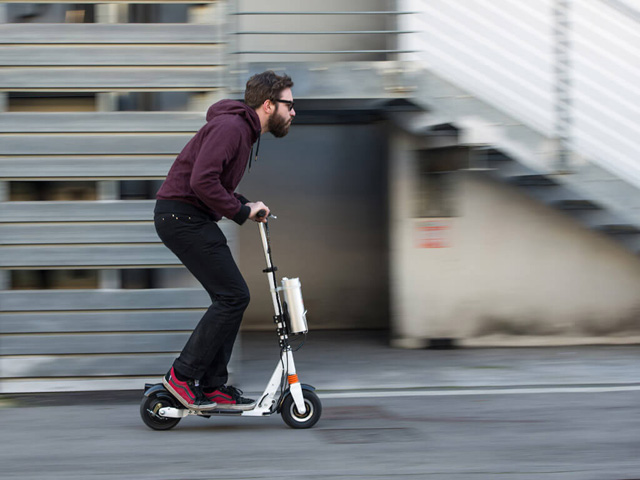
275;99;295;111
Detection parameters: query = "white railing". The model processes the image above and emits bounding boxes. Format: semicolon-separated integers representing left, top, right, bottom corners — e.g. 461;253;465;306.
571;0;640;185
400;0;555;136
400;0;640;189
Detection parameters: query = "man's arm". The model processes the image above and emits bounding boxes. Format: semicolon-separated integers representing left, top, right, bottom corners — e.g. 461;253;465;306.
233;193;269;222
190;123;251;224
234;193;250;205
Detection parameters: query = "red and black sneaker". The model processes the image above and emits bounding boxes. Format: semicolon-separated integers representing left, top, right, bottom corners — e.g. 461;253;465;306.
204;385;256;411
162;367;217;411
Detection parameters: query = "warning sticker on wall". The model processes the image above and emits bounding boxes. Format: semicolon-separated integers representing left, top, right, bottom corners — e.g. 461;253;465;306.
415;219;452;248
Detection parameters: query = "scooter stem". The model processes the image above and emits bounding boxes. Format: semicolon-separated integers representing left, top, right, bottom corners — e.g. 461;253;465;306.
258;222;284;320
258;222;271;269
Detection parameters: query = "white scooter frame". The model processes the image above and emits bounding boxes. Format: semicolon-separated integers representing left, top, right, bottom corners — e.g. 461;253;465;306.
140;216;321;430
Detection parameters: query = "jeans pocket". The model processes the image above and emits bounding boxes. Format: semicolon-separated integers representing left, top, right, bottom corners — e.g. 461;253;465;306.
155;213;200;255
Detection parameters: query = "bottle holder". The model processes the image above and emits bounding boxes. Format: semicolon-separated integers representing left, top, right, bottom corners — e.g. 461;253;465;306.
280;277;308;334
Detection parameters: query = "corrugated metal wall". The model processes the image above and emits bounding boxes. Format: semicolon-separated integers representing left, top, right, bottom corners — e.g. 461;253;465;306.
0;2;226;393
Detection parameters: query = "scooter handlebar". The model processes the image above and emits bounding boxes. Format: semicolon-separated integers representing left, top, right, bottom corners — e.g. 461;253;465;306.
256;210;277;220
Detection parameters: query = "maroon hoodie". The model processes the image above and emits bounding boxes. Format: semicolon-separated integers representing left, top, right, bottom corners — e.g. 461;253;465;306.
156;100;261;224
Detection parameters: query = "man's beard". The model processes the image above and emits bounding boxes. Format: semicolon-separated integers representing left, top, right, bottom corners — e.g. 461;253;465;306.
268;111;291;138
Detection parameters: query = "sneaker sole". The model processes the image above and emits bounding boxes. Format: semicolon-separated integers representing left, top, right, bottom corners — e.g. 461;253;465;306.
162;377;218;411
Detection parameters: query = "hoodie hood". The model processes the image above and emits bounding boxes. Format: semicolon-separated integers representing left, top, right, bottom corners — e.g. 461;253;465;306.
206;99;261;143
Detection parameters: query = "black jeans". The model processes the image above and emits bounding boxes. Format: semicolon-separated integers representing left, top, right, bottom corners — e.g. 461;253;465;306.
154;202;250;388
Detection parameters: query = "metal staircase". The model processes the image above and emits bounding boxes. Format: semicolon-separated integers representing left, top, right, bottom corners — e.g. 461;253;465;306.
390;68;640;255
397;0;640;255
482;148;640;254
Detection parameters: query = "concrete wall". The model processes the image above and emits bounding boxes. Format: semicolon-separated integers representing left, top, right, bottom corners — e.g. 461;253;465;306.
236;122;390;330
390;132;640;347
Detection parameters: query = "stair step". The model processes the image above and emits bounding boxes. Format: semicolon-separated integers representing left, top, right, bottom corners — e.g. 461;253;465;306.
510;175;557;187
596;225;640;235
424;123;458;136
554;200;602;211
486;152;511;162
473;148;510;162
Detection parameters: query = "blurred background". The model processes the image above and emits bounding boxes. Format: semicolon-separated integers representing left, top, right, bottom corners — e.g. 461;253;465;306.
1;0;639;394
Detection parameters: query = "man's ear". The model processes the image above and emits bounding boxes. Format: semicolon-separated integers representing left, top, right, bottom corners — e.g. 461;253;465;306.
263;98;274;114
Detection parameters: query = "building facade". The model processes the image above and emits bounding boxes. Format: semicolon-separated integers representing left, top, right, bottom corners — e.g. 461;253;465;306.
1;1;639;392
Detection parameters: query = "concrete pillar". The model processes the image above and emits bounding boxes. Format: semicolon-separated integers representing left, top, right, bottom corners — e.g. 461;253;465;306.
0;180;8;290
97;181;121;289
96;4;126;112
96;93;118;112
388;130;426;348
0;2;7;294
0;271;9;290
95;3;127;23
0;181;7;202
98;269;120;290
94;3;123;290
188;2;232;104
0;3;6;113
188;2;220;24
97;180;119;201
187;91;225;112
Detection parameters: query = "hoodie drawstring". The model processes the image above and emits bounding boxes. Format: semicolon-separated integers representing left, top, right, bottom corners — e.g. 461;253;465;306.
249;134;261;171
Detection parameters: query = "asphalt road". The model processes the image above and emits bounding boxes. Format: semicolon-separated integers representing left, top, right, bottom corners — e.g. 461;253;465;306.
1;388;639;480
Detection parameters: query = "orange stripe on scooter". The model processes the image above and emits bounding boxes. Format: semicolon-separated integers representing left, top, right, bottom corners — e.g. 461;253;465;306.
287;374;299;384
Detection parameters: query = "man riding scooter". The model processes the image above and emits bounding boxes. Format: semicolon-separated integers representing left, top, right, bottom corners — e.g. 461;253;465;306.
153;71;296;411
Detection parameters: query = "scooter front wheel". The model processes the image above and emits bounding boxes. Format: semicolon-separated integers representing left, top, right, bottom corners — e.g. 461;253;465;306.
281;389;322;429
140;389;182;431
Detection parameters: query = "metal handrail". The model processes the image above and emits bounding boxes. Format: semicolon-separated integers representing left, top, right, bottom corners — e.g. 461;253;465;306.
235;30;417;35
232;50;416;55
576;4;640;50
228;4;417;60
599;0;640;22
231;11;418;15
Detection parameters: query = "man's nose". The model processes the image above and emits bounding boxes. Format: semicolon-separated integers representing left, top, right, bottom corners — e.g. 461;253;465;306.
290;108;296;117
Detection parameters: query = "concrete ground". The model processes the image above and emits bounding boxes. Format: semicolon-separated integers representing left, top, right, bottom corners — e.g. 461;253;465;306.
2;330;640;480
232;330;640;392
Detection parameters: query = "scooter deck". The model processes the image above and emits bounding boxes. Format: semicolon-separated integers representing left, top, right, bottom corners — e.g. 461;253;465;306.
158;405;274;419
190;403;274;416
196;409;243;416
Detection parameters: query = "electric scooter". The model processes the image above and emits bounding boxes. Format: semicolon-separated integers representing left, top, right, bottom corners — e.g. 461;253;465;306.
140;212;322;430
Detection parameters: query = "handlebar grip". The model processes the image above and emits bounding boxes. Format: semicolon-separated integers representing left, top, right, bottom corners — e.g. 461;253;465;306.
256;209;267;219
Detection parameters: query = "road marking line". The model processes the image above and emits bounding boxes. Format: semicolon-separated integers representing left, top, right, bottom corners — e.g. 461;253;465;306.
319;385;640;399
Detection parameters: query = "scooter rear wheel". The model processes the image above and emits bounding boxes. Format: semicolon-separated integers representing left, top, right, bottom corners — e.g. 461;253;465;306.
281;389;322;429
140;390;182;431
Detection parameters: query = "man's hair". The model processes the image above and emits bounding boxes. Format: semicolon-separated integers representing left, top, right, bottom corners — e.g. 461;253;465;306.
244;71;294;109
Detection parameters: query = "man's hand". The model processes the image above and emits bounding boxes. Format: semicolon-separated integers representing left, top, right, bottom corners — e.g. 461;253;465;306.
247;201;270;223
